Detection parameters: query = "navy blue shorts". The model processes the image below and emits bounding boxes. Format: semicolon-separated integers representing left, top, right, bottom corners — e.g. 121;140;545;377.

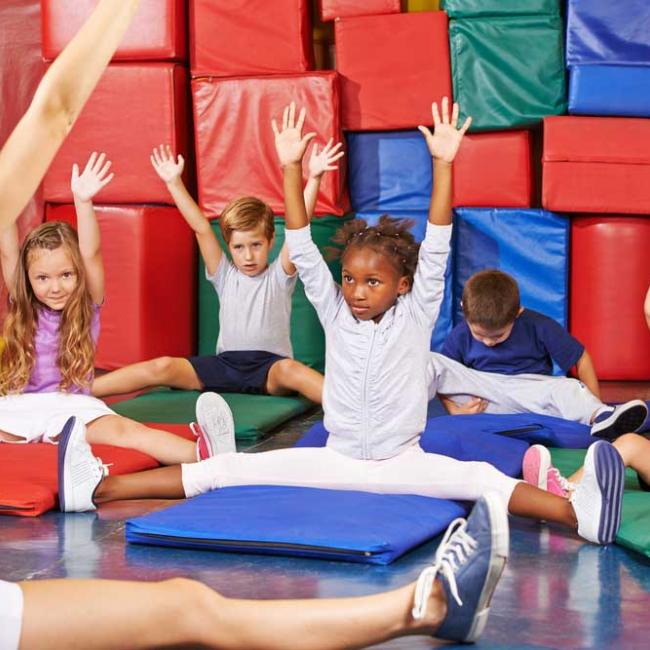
187;351;287;394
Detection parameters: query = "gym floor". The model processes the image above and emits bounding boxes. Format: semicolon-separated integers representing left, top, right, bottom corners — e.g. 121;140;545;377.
2;382;650;649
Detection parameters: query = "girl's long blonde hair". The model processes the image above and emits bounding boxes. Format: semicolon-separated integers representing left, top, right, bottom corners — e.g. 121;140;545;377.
0;221;96;394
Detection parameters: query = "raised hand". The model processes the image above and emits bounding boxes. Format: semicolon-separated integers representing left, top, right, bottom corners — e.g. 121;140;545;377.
71;152;114;202
272;102;317;167
308;138;345;179
418;97;472;164
150;144;184;184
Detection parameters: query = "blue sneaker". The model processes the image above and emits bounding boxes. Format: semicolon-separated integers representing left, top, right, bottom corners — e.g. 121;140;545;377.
412;492;509;643
570;440;624;544
591;400;647;441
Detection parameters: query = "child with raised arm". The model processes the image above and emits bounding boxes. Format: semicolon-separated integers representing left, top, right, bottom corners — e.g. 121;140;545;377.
91;141;343;405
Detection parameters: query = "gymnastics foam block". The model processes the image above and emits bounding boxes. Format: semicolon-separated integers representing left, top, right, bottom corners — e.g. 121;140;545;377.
566;0;650;67
570;217;650;380
41;0;187;61
449;15;566;131
441;0;559;18
43;64;189;204
193;72;348;217
569;66;650;118
319;0;399;21
335;12;452;131
190;0;312;77
543;116;650;214
348;130;533;211
46;204;196;370
453;208;569;335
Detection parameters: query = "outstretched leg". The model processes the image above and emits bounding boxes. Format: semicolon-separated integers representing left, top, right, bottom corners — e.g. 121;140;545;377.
265;358;323;403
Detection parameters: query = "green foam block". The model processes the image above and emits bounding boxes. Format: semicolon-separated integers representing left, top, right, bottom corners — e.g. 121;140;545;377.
441;0;559;18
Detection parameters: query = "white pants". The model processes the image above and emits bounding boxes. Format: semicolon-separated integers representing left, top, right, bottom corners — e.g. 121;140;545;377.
428;353;603;425
0;580;23;650
181;444;519;510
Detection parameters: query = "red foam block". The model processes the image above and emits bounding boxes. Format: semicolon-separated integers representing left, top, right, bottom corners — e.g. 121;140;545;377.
335;12;452;130
543;116;650;214
193;72;350;217
43;64;189;204
41;0;187;61
46;204;196;370
570;217;650;380
454;131;533;208
319;0;400;21
190;0;313;77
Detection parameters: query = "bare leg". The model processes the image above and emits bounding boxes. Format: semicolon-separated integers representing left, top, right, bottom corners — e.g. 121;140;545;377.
86;415;196;465
19;576;446;650
92;357;201;397
0;430;24;442
265;359;323;403
508;482;577;529
94;465;185;502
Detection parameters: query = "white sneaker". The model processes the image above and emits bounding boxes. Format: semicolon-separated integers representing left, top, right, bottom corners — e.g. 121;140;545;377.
194;392;235;458
570;441;624;544
591;400;648;440
57;417;108;513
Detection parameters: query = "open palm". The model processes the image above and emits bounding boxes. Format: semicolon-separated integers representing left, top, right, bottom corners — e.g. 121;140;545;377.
71;152;114;202
150;144;184;184
272;102;316;167
418;98;472;164
308;138;345;179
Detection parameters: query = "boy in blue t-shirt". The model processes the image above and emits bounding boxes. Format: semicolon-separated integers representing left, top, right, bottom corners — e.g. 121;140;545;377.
428;269;647;440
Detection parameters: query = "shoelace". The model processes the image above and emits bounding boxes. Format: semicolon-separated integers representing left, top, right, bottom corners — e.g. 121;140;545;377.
411;517;478;620
549;468;575;494
95;458;112;478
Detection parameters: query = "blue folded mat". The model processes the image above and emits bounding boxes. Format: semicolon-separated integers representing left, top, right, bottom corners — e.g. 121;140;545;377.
126;485;466;565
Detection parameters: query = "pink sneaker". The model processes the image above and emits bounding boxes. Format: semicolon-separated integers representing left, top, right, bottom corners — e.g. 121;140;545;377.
190;422;211;461
522;445;572;498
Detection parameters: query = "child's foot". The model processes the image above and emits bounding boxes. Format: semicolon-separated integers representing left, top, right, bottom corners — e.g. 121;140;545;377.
591;400;648;441
192;392;235;459
412;492;509;643
57;416;108;513
522;444;574;498
570;440;624;544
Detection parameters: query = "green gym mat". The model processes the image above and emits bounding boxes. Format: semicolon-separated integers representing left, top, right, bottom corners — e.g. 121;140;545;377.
550;448;650;559
441;0;559;18
449;15;566;132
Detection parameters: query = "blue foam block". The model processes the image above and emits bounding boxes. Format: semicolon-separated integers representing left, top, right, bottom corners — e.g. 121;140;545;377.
569;65;650;118
126;485;466;564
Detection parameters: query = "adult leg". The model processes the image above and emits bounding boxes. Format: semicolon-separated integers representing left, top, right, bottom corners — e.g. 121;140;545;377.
265;358;324;403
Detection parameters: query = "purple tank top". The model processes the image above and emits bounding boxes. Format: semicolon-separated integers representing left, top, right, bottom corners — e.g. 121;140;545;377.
25;305;100;394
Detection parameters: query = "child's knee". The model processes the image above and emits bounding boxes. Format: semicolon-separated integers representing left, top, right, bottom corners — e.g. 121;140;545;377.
613;432;643;464
274;358;301;382
149;356;176;381
164;578;224;641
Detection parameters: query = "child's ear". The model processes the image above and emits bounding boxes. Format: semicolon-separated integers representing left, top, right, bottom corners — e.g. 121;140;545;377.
397;276;410;295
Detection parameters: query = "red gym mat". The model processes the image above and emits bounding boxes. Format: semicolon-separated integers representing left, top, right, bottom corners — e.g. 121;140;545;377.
571;217;650;380
335;12;452;130
43;63;189;205
319;0;400;21
41;0;187;62
193;71;350;217
454;131;533;208
190;0;312;77
543;116;650;214
46;204;196;370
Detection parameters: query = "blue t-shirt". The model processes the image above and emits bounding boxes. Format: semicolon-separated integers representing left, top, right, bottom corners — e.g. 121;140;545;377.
441;309;584;376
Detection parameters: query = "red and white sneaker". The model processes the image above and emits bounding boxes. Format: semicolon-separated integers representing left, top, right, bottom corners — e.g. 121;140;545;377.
522;444;574;498
191;392;235;460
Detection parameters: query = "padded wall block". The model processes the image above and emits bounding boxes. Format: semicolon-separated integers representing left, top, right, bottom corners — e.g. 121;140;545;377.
405;1;440;10
335;12;452;131
543;116;650;214
190;0;312;77
46;204;196;370
347;130;533;212
43;64;189;204
198;216;349;373
193;72;349;217
569;65;650;118
441;0;558;18
566;0;650;67
320;0;399;21
454;208;569;331
449;15;566;131
570;217;650;380
41;0;187;61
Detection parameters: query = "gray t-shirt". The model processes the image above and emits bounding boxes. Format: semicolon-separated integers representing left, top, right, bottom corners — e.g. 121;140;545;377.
208;256;297;358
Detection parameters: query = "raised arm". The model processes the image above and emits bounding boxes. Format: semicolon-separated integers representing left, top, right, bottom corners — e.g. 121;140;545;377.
0;223;20;296
151;145;222;277
0;0;142;231
70;152;114;305
575;349;600;399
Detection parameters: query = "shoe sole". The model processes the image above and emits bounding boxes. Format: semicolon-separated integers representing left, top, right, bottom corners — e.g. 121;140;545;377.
57;417;78;513
592;402;648;441
523;445;551;491
465;492;510;643
195;392;235;455
594;442;625;544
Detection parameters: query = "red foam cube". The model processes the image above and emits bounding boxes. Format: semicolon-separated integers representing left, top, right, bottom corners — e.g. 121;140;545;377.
319;0;400;21
41;0;187;61
454;131;534;208
543;116;650;214
190;0;313;77
570;217;650;380
335;12;452;130
193;72;349;217
43;64;189;204
46;204;196;370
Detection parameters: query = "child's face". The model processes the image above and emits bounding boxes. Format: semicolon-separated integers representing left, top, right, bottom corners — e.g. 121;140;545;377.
467;320;515;347
227;225;274;277
341;247;409;323
28;246;78;311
